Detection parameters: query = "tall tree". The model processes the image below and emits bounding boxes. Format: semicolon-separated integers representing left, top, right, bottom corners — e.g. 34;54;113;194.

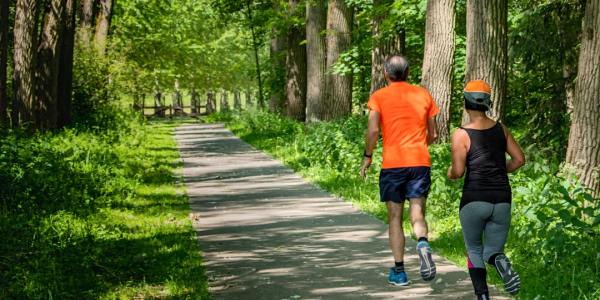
305;0;327;123
245;0;264;108
325;0;353;120
268;27;285;112
57;0;76;127
79;0;94;45
464;0;508;121
566;0;600;197
421;0;455;142
36;0;67;130
285;0;307;121
94;0;113;55
370;0;404;94
13;0;39;127
0;0;9;126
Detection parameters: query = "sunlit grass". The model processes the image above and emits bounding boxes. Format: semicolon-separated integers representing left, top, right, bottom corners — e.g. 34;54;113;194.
0;117;210;299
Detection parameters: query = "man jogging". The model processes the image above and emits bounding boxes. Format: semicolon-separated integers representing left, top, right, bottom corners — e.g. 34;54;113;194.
360;55;439;286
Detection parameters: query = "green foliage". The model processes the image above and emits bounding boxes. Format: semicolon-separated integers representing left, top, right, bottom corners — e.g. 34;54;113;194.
0;114;209;299
111;0;258;95
215;110;600;299
72;45;115;125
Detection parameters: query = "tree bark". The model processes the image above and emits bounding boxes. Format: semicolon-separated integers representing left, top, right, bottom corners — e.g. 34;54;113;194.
326;0;353;120
566;0;600;197
305;0;327;123
79;0;94;45
57;0;76;127
13;0;39;128
370;0;405;94
421;0;455;142
285;0;307;122
464;0;508;122
36;0;67;130
268;29;285;112
94;0;113;56
0;0;9;126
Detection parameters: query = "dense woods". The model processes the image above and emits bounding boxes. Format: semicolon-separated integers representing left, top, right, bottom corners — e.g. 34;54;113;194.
0;0;598;298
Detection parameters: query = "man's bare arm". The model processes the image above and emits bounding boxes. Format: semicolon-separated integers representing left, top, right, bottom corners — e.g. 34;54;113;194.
360;110;380;178
365;110;380;155
427;117;438;145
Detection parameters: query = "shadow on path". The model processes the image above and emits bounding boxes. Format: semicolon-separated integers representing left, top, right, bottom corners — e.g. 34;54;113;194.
176;124;510;300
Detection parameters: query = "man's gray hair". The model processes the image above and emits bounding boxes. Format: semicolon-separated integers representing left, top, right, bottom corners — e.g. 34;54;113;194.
384;55;409;81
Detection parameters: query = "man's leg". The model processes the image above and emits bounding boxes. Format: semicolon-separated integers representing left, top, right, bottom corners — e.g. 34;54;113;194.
386;200;410;286
386;200;405;263
409;197;428;239
410;197;436;281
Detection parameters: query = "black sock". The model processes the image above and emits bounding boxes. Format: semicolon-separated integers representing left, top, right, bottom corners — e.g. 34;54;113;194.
417;237;428;243
468;268;488;296
487;253;501;266
394;261;404;272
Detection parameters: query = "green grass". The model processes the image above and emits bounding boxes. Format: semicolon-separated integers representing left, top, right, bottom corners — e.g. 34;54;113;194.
0;115;210;299
207;110;600;300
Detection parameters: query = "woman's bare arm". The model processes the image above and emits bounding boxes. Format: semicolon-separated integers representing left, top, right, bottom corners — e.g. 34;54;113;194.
503;125;525;173
448;129;469;180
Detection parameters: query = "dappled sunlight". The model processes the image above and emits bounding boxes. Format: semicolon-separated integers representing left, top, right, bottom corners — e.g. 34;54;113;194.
177;124;511;299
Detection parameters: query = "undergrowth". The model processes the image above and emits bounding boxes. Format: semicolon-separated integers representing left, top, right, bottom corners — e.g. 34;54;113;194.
0;112;210;299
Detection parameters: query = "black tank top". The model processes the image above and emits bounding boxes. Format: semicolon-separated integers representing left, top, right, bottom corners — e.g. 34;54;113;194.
459;122;511;210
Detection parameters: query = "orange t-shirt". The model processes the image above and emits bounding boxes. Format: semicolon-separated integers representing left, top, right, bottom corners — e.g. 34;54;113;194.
367;81;439;169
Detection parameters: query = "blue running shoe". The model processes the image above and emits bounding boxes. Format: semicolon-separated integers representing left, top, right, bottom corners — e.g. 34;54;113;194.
388;268;410;286
416;241;436;281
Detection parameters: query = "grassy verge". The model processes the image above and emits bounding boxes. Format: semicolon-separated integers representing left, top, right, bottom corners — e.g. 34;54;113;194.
0;115;210;299
207;110;599;300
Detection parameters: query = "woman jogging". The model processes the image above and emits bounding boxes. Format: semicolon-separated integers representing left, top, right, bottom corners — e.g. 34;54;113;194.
447;80;525;299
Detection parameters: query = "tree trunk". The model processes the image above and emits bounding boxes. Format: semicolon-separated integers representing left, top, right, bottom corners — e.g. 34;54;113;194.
370;0;405;94
269;29;285;112
421;0;455;142
305;0;327;123
78;0;94;45
234;90;242;111
245;0;264;108
245;90;252;108
36;0;67;130
325;0;353;120
285;0;307;122
13;0;39;128
0;0;9;126
191;89;198;114
57;0;76;127
566;0;600;197
464;0;508;122
206;90;215;114
154;89;164;117
94;0;113;56
220;92;229;112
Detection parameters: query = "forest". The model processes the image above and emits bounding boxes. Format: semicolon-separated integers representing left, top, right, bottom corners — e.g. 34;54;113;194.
0;0;598;299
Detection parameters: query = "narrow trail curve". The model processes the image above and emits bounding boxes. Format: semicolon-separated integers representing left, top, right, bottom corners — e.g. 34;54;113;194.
176;123;510;300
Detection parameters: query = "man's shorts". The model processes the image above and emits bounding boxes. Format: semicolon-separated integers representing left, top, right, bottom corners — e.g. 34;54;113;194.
379;167;431;202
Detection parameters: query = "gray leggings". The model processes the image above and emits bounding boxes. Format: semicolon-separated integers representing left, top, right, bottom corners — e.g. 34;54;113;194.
459;202;511;269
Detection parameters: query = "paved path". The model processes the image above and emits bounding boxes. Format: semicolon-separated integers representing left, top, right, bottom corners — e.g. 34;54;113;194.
176;124;509;300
